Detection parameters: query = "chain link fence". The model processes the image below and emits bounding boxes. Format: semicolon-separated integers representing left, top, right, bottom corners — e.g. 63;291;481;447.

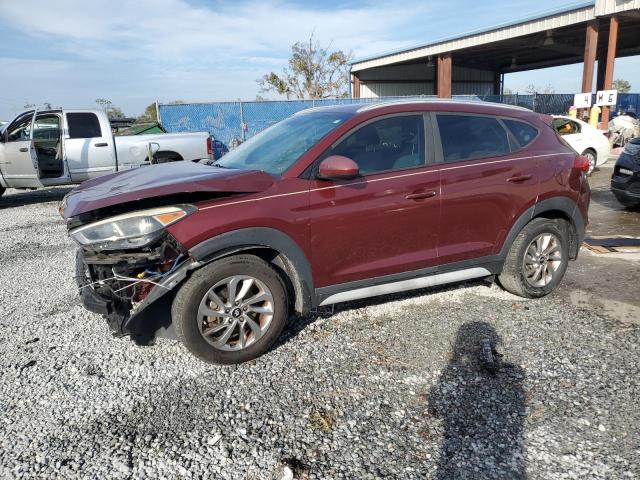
158;93;639;157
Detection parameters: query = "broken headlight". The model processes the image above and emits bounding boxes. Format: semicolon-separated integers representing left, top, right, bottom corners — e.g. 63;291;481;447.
70;205;196;250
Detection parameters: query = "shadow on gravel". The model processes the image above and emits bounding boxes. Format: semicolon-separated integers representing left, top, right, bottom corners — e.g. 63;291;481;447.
0;187;72;209
428;322;526;480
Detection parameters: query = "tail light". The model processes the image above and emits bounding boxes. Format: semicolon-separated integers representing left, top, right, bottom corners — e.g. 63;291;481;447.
206;136;212;157
573;155;590;173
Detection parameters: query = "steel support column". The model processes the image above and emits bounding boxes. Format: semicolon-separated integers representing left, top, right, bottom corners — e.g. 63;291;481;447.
601;15;619;127
493;71;502;95
581;20;599;93
437;53;452;98
352;74;361;98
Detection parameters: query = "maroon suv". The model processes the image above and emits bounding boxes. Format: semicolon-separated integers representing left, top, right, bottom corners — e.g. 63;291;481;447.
61;101;590;364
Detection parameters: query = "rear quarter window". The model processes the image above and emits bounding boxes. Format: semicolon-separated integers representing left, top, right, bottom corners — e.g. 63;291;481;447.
67;113;102;139
436;114;511;162
502;119;539;149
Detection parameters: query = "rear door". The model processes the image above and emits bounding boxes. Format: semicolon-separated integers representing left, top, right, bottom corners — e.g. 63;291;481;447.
435;113;540;265
63;111;116;182
308;113;441;288
0;111;42;188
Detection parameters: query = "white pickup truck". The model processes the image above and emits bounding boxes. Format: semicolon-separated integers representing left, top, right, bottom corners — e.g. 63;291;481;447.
0;109;212;195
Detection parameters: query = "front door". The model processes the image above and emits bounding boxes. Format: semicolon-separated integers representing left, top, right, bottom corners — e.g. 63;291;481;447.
434;113;540;265
308;113;441;288
0;111;42;188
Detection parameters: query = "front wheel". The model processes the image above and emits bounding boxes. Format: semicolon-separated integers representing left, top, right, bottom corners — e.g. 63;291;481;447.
172;254;289;364
498;218;569;298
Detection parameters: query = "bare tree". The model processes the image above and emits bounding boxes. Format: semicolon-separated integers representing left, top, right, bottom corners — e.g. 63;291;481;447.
258;34;352;99
525;84;556;95
525;83;556;95
95;98;125;119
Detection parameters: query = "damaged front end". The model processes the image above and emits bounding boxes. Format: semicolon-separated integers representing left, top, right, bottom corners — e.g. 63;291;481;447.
68;205;199;345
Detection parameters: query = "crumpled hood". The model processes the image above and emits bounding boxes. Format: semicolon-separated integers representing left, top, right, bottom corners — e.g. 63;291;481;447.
62;162;274;219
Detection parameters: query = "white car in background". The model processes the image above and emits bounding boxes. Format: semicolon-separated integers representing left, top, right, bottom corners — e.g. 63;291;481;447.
552;115;610;175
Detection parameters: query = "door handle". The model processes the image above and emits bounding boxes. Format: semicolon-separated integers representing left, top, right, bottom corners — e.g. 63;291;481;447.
94;142;108;147
406;191;437;200
507;174;532;183
19;147;29;152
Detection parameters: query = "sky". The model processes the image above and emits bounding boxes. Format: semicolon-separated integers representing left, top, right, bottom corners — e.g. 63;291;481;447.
0;0;638;120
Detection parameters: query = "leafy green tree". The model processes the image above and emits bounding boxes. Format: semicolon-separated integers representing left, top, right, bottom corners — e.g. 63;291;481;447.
136;101;184;123
612;79;631;93
258;34;352;99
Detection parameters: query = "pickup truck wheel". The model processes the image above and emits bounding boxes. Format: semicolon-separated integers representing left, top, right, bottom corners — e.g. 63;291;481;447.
172;254;289;365
498;218;569;298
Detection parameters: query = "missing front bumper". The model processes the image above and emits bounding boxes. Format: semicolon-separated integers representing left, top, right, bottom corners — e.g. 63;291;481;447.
75;243;195;344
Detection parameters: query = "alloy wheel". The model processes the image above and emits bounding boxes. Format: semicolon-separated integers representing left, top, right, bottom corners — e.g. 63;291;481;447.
197;275;275;351
522;233;563;287
584;151;596;175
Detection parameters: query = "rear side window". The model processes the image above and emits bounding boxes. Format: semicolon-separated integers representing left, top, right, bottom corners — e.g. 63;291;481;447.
436;114;510;162
503;119;539;148
67;113;102;139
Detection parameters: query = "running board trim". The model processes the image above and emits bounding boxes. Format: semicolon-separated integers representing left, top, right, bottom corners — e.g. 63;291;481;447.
318;267;492;306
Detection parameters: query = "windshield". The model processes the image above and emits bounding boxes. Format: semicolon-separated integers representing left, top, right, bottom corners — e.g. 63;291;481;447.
214;111;353;175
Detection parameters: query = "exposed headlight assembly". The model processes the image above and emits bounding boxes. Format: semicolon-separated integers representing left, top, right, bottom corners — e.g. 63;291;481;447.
70;205;196;250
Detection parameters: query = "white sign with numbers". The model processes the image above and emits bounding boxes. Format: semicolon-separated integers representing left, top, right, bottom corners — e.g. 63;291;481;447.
595;89;618;106
573;93;592;108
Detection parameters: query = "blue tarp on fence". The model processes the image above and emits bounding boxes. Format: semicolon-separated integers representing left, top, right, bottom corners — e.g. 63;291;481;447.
158;93;640;154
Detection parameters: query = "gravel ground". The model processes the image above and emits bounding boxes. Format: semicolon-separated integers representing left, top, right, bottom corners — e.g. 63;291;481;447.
0;187;638;479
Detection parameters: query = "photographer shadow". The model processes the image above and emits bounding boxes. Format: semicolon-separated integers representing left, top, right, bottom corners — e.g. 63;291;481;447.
428;322;527;480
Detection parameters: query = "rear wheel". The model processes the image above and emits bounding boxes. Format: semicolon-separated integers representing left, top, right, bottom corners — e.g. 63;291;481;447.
582;149;597;176
172;254;289;364
498;218;569;298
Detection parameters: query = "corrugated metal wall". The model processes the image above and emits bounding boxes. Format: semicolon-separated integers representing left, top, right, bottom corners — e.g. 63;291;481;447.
357;64;494;98
360;83;435;98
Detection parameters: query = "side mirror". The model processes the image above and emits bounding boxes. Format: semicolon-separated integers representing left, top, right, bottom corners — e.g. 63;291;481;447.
317;155;359;180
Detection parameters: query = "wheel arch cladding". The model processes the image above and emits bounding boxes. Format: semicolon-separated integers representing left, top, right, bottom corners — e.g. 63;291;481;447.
189;228;314;315
501;197;584;260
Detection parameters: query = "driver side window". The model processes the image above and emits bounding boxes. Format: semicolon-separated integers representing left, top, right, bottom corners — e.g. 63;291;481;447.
331;115;425;175
7;115;33;142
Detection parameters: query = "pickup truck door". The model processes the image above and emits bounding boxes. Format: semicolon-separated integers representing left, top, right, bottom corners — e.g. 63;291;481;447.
63;111;116;182
0;111;42;188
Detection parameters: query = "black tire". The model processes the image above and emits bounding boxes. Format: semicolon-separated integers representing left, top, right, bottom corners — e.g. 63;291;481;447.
498;218;569;298
0;186;4;198
172;254;289;365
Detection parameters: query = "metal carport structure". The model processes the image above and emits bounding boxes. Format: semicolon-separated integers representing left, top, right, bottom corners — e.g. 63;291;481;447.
350;0;640;124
